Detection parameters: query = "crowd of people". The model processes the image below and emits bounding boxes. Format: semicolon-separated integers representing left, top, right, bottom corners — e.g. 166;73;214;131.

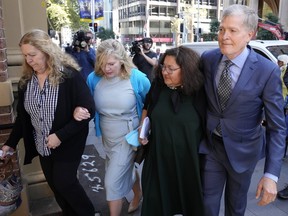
2;3;288;216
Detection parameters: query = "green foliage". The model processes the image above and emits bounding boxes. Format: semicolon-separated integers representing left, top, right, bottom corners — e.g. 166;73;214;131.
256;28;276;40
265;13;279;23
47;0;89;32
202;33;218;41
201;19;219;41
210;19;219;33
256;13;280;40
96;27;115;41
46;2;70;31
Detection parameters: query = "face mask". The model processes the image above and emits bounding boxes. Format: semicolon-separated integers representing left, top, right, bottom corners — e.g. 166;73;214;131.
125;129;140;147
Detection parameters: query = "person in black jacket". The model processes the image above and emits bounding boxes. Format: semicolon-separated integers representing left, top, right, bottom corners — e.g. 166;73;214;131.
132;37;157;81
138;46;206;216
1;29;99;216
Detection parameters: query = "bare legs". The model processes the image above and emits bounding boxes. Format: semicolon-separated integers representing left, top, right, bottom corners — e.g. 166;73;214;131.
108;170;142;215
108;199;123;216
128;170;142;213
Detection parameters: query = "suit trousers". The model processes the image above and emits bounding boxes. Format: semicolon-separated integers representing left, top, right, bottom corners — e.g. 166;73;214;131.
39;155;95;216
200;134;256;216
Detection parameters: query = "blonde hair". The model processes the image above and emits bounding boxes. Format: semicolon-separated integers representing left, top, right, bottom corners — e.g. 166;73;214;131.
18;29;80;88
95;39;135;79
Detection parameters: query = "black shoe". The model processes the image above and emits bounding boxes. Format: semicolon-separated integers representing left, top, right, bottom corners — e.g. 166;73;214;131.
278;185;288;199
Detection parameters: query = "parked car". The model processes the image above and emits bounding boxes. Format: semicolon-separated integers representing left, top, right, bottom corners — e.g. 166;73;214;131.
182;40;288;64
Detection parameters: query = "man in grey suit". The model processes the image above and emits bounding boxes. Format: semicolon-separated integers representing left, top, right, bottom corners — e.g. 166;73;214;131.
200;4;286;216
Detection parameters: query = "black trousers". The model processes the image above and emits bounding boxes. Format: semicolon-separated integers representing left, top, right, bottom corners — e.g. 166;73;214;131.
39;156;95;216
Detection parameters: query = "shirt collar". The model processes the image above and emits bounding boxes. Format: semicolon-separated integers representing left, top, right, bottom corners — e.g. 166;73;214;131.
222;46;250;69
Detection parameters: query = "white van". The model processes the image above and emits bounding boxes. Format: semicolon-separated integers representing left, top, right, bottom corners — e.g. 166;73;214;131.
182;40;288;64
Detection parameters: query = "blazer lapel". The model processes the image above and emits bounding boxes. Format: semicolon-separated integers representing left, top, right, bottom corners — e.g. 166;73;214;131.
210;50;223;109
226;48;258;108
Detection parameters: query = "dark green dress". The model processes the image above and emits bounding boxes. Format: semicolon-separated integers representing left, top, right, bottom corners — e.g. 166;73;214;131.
141;87;204;216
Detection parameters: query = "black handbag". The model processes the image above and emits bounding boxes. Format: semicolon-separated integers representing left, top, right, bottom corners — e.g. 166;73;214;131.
134;144;149;165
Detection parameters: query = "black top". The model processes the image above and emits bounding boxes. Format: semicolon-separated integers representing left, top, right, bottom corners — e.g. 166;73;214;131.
5;67;95;164
133;51;157;81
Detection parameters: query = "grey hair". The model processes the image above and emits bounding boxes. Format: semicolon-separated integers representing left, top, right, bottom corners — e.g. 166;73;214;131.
222;4;259;32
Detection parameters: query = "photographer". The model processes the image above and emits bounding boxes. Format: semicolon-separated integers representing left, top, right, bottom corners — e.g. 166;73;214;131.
71;30;96;81
85;30;97;53
132;37;157;81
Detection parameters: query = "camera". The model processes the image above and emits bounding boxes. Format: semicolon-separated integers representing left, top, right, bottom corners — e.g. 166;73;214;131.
72;30;91;49
129;39;143;56
129;37;153;56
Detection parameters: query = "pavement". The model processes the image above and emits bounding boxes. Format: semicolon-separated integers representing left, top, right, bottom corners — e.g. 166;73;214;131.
26;121;288;215
28;121;141;216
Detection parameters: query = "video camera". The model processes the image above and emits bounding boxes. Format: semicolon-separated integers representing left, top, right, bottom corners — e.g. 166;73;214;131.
72;30;91;49
129;37;153;56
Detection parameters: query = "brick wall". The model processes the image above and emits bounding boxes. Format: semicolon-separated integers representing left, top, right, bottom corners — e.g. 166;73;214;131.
0;0;14;130
0;0;7;82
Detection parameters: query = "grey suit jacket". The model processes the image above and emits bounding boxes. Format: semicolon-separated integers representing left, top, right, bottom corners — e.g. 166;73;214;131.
199;46;286;176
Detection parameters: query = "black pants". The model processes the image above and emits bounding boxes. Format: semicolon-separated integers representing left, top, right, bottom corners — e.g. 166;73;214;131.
39;156;95;216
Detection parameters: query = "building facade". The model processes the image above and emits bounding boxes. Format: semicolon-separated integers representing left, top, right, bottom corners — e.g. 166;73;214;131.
111;0;288;47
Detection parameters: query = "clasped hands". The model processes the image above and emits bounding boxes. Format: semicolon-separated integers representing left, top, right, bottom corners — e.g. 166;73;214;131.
74;106;90;121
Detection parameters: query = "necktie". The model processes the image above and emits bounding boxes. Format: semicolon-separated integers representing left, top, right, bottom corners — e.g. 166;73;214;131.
217;60;233;111
216;60;233;135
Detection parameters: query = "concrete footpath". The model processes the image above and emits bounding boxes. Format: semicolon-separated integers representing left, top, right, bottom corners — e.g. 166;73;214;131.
84;121;288;216
30;120;288;216
225;157;288;216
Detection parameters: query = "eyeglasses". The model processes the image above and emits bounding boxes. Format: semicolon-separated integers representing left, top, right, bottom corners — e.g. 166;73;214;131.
159;64;180;74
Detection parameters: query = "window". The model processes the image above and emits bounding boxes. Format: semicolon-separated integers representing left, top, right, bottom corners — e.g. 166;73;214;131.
159;7;166;16
208;0;217;6
267;45;288;58
208;9;217;19
167;7;176;17
164;21;171;28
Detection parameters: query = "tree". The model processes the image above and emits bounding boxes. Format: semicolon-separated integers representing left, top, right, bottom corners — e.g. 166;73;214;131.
210;19;219;33
64;0;88;31
256;13;280;40
96;27;115;41
46;0;70;31
202;19;219;41
46;0;88;32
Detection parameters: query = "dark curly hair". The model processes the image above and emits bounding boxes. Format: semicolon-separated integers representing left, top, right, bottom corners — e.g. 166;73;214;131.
154;46;204;96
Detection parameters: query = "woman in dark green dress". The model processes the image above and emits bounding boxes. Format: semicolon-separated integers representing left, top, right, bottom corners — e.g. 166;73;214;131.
139;46;206;216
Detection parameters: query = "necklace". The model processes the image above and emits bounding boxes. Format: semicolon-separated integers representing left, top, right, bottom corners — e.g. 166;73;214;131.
167;85;183;90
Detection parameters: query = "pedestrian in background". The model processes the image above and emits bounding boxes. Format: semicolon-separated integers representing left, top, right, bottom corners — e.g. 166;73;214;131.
277;54;288;99
155;47;162;60
75;39;150;216
200;4;286;216
1;29;99;216
139;46;206;215
277;54;288;197
132;37;157;81
86;30;97;51
71;30;96;81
